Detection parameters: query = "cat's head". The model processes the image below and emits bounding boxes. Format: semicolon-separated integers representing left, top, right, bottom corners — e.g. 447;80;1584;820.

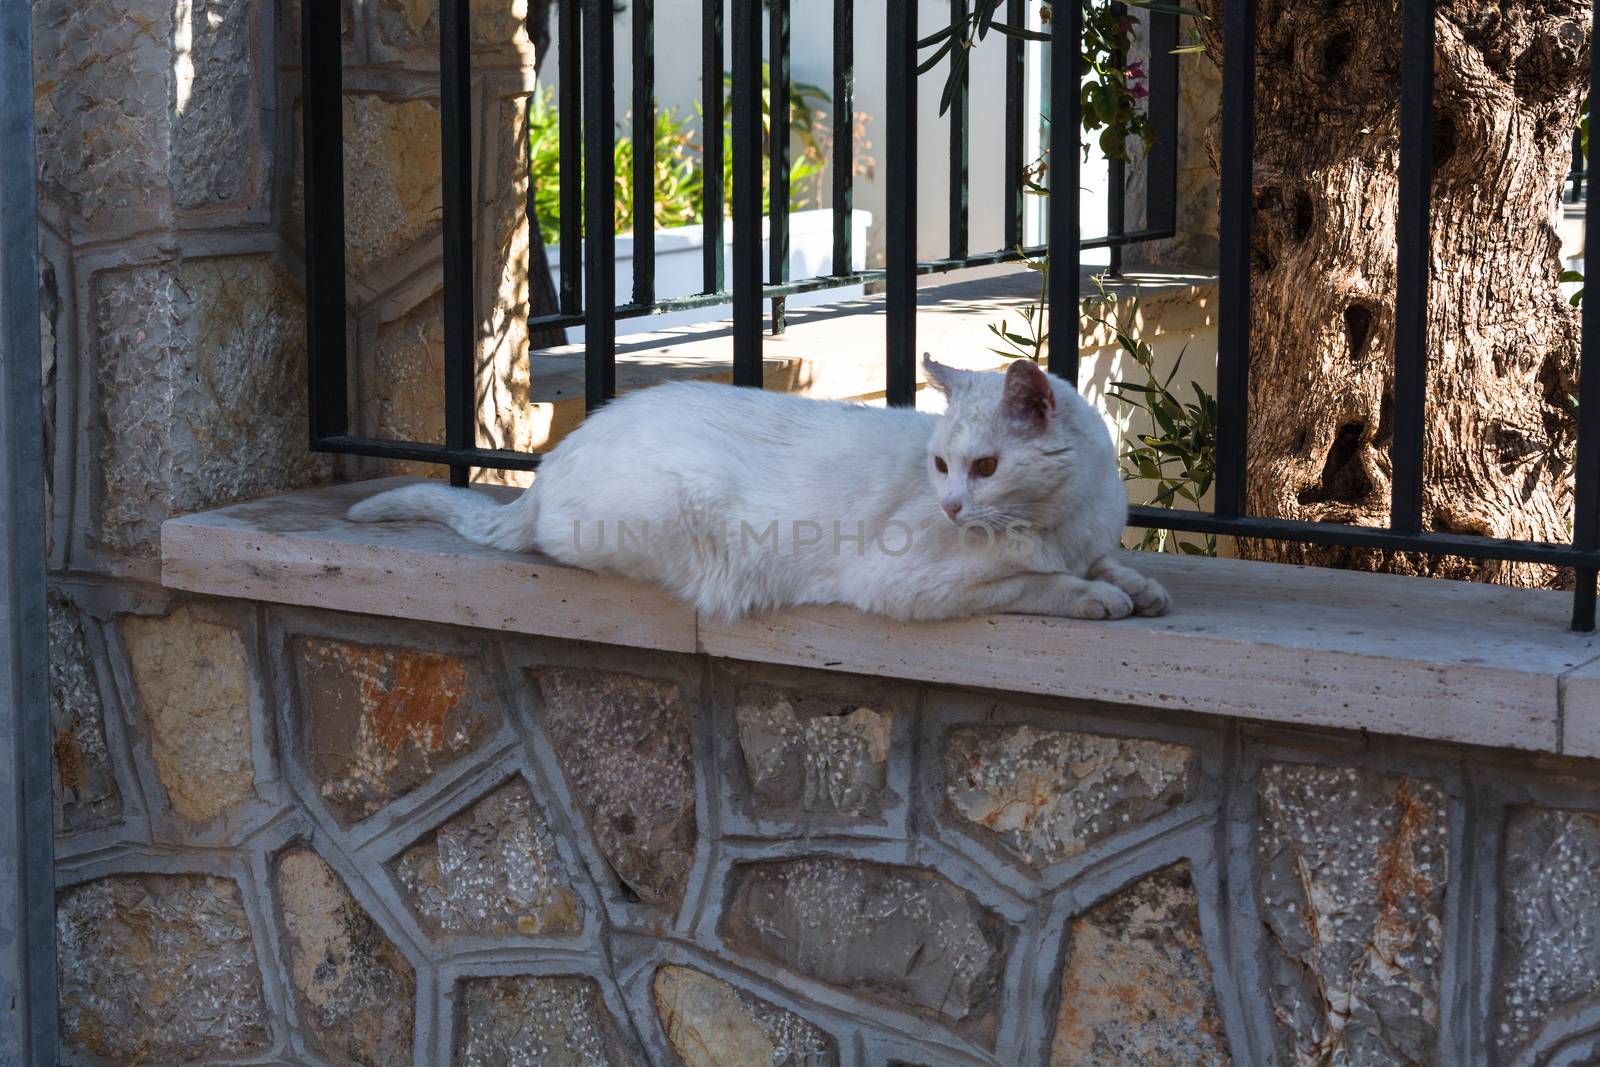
922;354;1082;530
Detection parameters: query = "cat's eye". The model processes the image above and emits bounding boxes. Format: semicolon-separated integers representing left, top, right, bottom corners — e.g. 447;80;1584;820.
971;457;999;478
934;456;948;474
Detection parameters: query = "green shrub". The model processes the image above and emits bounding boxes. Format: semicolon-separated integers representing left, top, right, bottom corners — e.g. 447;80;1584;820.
528;62;835;245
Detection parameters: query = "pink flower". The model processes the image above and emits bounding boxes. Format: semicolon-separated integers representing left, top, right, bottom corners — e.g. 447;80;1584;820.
1129;82;1150;99
1125;61;1145;80
1118;15;1135;31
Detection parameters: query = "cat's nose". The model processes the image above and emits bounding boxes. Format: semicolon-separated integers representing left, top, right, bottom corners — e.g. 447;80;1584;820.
943;501;963;520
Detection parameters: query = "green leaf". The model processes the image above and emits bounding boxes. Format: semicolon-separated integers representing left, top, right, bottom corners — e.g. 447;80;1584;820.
977;0;999;38
918;36;956;76
988;22;1051;42
938;43;973;116
1122;0;1209;17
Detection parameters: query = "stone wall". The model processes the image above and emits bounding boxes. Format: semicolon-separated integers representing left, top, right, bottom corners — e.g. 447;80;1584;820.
44;593;1600;1065
35;0;549;576
34;0;339;578
33;1;1590;1064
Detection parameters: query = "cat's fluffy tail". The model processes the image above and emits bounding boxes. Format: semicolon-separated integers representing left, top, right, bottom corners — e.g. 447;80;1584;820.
346;482;537;552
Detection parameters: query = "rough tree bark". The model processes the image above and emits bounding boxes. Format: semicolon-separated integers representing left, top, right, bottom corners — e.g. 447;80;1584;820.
1195;0;1589;585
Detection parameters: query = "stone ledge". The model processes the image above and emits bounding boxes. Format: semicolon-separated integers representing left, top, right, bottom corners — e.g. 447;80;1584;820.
161;479;1600;759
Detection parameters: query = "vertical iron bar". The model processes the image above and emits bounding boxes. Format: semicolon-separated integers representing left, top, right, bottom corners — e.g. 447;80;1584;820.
303;0;349;443
0;0;57;1053
948;0;970;260
832;0;855;275
440;0;475;485
631;0;655;305
770;0;791;333
1143;7;1179;233
1106;1;1126;275
1046;0;1083;385
1213;0;1256;518
1574;127;1587;204
583;0;617;408
885;0;918;405
1004;0;1025;250
1390;0;1434;535
559;0;582;314
1573;5;1600;630
1106;175;1124;272
702;0;726;294
731;0;764;384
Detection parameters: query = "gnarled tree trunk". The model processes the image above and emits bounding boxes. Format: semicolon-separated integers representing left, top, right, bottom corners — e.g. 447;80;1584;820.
1196;0;1588;584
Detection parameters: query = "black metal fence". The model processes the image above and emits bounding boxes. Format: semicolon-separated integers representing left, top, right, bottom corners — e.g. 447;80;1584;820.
300;0;1178;468
302;0;1600;631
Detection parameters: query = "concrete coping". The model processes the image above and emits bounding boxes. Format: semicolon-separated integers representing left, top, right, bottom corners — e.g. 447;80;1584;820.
161;478;1600;761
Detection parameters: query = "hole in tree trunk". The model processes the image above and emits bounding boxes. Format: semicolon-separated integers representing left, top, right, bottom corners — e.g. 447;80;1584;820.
1322;31;1355;81
1293;191;1315;241
1432;113;1459;169
1343;303;1374;360
1297;420;1375;505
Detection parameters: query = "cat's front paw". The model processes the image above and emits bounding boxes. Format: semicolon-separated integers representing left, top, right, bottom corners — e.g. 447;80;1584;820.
1064;581;1134;620
1130;576;1170;617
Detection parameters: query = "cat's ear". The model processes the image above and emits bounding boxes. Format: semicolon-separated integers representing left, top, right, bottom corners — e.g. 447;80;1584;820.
1001;359;1057;432
922;353;975;398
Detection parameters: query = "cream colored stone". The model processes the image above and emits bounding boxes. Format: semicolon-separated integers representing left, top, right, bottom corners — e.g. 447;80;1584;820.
368;292;447;480
162;480;1600;757
275;846;416;1066
122;605;254;822
358;95;542;485
652;965;836;1067
57;874;271;1061
374;0;534;55
475;94;539;477
653;967;777;1067
160;479;697;653
95;256;329;561
1052;865;1230;1064
343;94;443;279
946;725;1194;867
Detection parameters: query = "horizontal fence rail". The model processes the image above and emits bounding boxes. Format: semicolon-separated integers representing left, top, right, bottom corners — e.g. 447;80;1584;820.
301;0;1600;631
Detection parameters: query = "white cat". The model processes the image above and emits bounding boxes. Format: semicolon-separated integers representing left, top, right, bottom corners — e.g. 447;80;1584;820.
347;355;1169;622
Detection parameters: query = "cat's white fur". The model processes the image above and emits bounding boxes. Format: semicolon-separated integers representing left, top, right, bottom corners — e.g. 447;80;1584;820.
347;355;1169;622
